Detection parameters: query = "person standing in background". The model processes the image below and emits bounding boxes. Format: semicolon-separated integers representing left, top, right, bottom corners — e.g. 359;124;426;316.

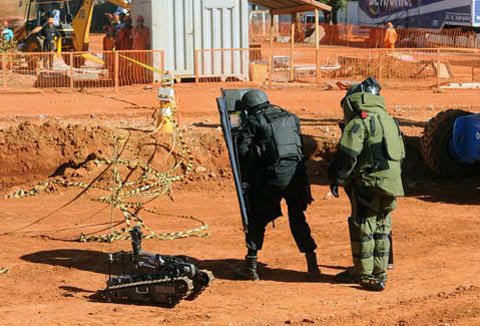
2;20;14;42
132;15;151;83
384;22;397;49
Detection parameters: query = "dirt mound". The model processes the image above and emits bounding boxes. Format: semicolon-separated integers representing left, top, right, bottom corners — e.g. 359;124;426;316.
0;119;433;196
0;121;233;194
0;121;110;192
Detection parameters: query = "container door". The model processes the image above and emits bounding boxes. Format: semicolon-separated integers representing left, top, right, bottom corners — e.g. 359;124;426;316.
172;0;194;76
199;0;248;80
183;0;195;76
151;0;195;77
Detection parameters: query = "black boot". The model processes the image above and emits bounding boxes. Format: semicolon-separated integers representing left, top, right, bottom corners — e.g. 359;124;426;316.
359;278;386;291
236;256;260;281
335;267;360;284
305;252;321;278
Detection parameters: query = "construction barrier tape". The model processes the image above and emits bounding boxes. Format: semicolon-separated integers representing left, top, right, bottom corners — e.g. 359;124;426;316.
118;53;164;75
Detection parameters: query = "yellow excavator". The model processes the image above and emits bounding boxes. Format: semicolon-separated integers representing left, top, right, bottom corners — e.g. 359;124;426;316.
15;0;130;66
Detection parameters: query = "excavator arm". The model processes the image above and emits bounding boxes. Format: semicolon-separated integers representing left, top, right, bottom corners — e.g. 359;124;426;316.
72;0;95;52
71;0;131;52
107;0;131;10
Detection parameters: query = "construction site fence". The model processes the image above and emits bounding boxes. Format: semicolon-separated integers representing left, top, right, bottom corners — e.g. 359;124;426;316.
1;48;478;90
317;24;480;49
250;20;480;49
195;47;480;89
0;50;165;90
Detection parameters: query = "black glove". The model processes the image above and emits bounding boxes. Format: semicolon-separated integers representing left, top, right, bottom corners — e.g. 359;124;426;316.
330;183;339;198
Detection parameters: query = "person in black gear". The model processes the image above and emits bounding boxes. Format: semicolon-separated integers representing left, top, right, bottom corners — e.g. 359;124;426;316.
39;17;60;68
236;89;319;281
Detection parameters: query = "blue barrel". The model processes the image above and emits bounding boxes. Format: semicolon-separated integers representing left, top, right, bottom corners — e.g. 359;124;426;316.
449;113;480;164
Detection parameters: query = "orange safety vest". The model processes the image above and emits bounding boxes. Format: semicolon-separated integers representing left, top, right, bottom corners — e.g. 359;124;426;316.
384;27;397;47
132;25;150;50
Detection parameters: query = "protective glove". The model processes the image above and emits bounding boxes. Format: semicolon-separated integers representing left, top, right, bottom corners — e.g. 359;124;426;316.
330;183;339;198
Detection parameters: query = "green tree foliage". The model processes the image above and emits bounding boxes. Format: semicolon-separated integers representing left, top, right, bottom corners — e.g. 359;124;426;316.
0;38;18;53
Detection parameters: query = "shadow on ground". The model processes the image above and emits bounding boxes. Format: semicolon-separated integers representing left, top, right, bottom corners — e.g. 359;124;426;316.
20;249;337;284
21;249;108;274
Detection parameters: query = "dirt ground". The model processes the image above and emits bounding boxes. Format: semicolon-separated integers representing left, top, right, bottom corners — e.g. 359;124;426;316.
0;84;479;326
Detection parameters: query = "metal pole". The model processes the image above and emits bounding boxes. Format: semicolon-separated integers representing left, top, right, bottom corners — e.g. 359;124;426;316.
231;48;235;77
315;9;321;86
114;51;119;92
69;52;74;89
290;13;295;82
346;3;350;48
269;11;274;87
436;48;440;89
263;11;266;36
378;49;383;83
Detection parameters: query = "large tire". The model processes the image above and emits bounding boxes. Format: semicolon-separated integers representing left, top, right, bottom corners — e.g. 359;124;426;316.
25;36;42;52
25;36;43;71
420;109;478;176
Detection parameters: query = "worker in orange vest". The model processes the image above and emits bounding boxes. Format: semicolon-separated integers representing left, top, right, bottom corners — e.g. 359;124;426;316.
116;15;133;84
116;15;133;50
103;25;116;51
103;25;116;82
384;22;397;49
133;15;150;50
132;15;151;83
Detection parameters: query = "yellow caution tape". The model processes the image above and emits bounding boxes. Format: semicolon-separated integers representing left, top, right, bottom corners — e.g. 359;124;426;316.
118;53;164;74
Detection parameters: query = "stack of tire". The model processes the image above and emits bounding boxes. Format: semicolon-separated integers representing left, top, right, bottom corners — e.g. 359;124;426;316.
421;109;479;176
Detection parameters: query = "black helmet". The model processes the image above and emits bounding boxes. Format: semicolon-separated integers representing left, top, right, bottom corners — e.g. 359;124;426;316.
347;77;381;96
241;89;269;110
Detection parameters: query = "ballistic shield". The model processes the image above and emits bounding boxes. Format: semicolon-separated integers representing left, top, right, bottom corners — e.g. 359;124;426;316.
216;88;255;233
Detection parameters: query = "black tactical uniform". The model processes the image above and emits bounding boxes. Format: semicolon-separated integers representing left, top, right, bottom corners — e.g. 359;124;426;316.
237;89;319;280
39;19;60;68
40;22;60;52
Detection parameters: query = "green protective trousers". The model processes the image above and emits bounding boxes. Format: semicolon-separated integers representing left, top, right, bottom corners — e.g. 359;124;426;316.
346;185;396;281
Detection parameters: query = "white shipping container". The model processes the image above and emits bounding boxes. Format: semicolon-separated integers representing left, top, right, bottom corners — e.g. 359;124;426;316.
132;0;250;80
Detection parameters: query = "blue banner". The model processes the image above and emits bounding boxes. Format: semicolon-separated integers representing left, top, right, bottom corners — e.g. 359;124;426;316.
359;0;474;28
475;0;480;25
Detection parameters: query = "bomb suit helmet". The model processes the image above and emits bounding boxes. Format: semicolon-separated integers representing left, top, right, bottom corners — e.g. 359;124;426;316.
341;77;382;123
346;77;381;97
360;77;381;95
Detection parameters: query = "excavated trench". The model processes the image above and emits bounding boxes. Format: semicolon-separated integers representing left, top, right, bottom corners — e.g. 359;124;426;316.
0;120;232;194
0;120;431;196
